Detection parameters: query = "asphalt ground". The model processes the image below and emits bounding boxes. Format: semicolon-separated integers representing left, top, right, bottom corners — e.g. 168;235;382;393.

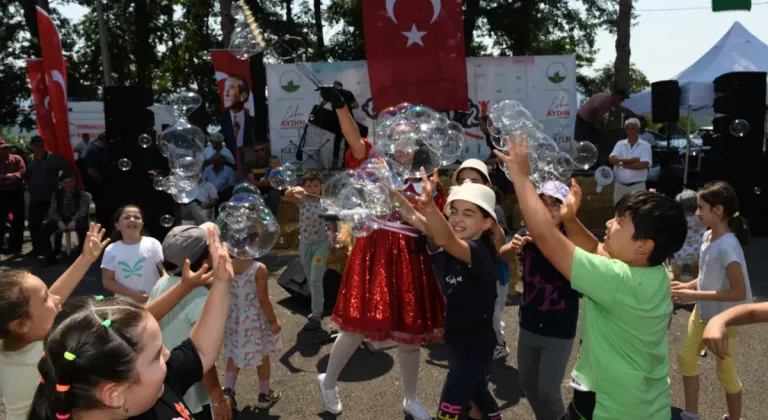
1;239;767;420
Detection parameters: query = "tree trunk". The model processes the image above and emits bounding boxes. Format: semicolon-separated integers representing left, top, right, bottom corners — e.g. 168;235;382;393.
612;0;632;126
134;0;152;90
313;0;325;60
463;0;480;55
18;0;52;56
219;0;234;46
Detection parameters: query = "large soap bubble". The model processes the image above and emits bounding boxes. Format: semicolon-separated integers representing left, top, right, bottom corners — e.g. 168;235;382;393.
268;167;297;190
572;141;598;170
160;120;206;178
217;192;279;258
173;91;203;120
229;1;266;59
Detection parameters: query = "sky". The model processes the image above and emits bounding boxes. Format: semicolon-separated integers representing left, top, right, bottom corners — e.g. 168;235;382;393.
60;0;768;83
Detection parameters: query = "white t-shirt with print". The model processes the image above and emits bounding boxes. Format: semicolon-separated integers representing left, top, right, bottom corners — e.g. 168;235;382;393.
696;231;754;323
0;341;44;420
101;237;164;298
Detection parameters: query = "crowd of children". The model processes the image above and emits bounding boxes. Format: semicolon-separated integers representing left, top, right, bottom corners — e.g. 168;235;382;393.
0;121;762;420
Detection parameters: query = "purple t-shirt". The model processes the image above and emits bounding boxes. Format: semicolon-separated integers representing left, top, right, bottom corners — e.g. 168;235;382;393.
517;228;580;339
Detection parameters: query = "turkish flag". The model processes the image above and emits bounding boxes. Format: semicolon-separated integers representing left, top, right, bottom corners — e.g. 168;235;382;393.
26;59;57;146
36;6;79;184
363;0;468;113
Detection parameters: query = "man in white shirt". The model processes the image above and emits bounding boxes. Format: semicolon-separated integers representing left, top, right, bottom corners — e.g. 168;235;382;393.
180;178;219;224
203;133;235;167
609;118;652;205
202;153;236;202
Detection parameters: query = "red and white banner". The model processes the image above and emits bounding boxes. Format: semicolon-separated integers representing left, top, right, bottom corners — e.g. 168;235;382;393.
210;50;256;174
362;0;468;112
35;6;79;183
26;59;57;146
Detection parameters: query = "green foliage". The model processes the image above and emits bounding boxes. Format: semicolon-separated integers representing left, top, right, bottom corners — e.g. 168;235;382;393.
577;63;651;100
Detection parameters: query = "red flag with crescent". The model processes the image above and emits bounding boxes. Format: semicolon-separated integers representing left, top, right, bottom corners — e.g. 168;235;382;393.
26;59;57;146
362;0;468;113
36;6;79;184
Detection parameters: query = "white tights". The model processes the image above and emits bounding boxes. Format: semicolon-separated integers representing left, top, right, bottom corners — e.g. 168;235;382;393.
321;331;421;401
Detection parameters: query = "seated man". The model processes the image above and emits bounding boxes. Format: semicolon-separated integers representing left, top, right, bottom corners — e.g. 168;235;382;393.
38;171;91;265
202;153;235;203
180;178;219;225
246;143;281;216
203;132;235;167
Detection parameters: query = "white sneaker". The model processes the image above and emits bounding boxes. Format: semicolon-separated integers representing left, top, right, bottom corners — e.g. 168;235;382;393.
317;374;342;414
493;343;510;360
403;398;432;420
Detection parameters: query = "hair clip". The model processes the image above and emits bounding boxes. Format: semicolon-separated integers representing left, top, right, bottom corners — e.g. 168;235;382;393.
733;211;740;217
95;295;105;301
63;352;77;361
55;413;71;420
101;319;112;328
56;384;71;392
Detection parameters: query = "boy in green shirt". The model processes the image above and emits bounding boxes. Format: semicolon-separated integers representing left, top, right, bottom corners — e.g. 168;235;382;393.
495;135;687;419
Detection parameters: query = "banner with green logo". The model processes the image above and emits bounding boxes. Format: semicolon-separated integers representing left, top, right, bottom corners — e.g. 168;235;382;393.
712;0;751;11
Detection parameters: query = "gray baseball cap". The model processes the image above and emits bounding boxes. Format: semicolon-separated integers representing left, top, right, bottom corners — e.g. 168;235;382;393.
162;225;209;274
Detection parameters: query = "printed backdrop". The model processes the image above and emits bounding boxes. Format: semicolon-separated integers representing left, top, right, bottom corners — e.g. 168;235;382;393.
266;56;577;167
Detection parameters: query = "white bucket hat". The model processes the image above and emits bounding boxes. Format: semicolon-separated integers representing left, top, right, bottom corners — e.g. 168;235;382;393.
444;182;497;221
451;159;491;186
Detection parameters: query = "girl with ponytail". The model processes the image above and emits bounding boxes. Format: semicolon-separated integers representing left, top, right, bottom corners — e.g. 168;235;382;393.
29;226;234;420
671;181;753;420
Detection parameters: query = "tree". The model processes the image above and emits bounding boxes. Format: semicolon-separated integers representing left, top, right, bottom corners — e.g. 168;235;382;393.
312;0;325;60
577;63;650;99
611;0;632;126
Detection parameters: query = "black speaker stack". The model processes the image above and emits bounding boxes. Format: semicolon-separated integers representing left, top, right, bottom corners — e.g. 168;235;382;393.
103;86;174;239
701;72;768;235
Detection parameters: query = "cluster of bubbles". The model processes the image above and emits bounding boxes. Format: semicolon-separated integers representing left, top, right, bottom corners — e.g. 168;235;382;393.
216;183;280;258
268;163;298;190
487;100;598;185
150;91;207;205
373;103;465;179
319;103;465;238
229;1;266;59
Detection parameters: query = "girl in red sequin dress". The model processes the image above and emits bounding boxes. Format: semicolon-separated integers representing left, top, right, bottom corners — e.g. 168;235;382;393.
315;89;444;420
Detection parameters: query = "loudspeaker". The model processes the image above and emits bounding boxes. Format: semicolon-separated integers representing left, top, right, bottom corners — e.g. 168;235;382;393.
700;157;768;236
711;72;767;157
102;86;174;240
651;80;681;123
277;258;341;314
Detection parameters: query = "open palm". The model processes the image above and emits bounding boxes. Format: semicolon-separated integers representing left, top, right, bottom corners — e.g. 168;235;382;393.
560;178;582;221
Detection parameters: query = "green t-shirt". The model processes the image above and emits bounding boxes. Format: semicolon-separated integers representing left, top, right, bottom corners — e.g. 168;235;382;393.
570;247;672;420
148;276;209;414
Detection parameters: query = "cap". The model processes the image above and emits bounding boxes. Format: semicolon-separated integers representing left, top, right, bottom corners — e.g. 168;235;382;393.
29;136;45;146
675;189;698;213
162;225;209;274
0;139;9;149
537;180;570;203
452;159;490;186
444;182;497;221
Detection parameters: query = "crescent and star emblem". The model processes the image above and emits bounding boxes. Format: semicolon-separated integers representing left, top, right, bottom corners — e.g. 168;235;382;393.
385;0;442;48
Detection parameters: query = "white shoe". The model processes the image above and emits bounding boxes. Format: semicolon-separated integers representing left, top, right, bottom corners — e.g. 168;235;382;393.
317;374;342;414
493;343;510;360
403;398;432;420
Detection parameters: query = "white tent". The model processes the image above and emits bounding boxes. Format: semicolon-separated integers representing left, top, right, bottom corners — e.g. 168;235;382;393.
622;22;768;125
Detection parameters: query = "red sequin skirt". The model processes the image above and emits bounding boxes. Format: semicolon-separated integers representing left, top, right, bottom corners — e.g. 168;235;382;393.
331;228;445;345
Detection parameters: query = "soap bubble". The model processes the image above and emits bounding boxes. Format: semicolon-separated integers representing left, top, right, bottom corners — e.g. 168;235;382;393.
173;91;203;120
326;224;344;248
172;156;204;177
233;182;258;195
153;176;165;191
755;187;762;195
729;119;750;137
159;214;175;228
217;192;280;259
118;158;132;171
166;173;199;204
229;1;266;59
268;167;297;190
322;171;356;213
138;134;153;148
160;120;206;177
572;141;598;170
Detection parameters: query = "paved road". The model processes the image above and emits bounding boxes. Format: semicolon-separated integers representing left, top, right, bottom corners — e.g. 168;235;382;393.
2;239;767;420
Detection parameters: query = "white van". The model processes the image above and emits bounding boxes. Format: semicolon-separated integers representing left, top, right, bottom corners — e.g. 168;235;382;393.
68;101;176;157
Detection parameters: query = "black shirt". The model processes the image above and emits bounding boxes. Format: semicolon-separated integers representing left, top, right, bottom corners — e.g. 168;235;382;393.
83;143;109;193
432;240;498;355
517;228;580;339
131;339;203;420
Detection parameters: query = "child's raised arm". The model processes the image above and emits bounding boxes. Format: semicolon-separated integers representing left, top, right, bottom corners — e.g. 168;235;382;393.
703;302;768;359
146;260;213;321
416;168;472;264
49;223;110;301
190;227;234;373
